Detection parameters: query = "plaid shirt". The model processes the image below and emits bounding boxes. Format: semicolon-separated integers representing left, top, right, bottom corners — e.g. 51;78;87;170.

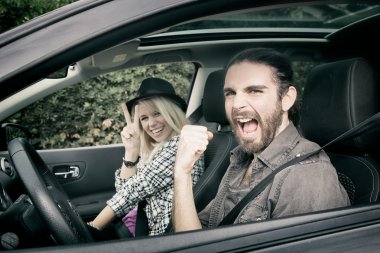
107;135;204;235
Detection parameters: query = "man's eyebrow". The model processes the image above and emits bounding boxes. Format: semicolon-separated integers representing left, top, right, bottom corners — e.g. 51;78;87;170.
223;87;234;93
245;84;268;91
223;84;269;93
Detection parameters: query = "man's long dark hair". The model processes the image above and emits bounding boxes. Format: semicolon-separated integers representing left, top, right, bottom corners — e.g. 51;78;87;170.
225;48;300;126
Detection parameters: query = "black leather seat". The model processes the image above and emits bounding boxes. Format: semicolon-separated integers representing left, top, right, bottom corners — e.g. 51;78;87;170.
192;69;238;212
299;57;380;204
164;70;237;233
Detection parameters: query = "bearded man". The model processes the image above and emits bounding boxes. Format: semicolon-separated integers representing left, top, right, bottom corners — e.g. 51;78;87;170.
173;48;350;231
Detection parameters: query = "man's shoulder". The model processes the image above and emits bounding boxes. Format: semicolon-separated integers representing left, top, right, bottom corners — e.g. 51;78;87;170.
286;134;335;169
294;135;323;155
275;150;337;187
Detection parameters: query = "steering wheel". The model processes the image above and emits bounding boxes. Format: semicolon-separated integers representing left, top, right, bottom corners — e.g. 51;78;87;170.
8;138;93;244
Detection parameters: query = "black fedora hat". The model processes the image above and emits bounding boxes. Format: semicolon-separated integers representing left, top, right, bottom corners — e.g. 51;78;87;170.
126;78;187;113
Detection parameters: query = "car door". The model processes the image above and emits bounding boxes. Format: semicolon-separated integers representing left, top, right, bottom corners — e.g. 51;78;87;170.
1;62;196;221
38;144;123;220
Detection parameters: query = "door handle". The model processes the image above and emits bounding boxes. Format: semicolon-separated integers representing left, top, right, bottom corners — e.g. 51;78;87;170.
53;165;80;179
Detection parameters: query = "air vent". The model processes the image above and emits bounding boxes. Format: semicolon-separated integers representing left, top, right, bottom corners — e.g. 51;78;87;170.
0;158;15;177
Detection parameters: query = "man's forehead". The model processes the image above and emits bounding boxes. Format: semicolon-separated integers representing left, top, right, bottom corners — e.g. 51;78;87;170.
225;62;276;82
224;73;278;91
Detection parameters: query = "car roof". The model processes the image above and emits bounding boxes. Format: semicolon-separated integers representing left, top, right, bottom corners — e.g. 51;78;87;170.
0;0;193;99
1;0;379;101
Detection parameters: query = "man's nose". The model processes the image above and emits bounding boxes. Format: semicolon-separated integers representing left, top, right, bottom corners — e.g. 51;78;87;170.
232;92;248;109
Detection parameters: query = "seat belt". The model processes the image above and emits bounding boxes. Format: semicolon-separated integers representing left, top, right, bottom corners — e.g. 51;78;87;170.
219;112;380;226
135;200;149;236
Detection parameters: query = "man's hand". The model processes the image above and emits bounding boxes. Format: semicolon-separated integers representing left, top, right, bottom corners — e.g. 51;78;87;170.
175;125;213;175
173;125;212;232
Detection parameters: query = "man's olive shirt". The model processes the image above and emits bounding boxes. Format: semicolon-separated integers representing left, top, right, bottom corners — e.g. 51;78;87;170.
199;122;350;227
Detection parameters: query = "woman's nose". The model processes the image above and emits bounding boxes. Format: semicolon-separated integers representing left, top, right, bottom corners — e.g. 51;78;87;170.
148;117;157;127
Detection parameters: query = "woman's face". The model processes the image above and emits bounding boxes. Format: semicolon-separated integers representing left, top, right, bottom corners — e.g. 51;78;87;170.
138;102;174;143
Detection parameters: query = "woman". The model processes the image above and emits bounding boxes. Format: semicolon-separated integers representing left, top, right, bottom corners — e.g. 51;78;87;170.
88;78;204;236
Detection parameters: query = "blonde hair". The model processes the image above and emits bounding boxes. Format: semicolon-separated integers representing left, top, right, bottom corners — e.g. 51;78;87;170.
132;96;187;163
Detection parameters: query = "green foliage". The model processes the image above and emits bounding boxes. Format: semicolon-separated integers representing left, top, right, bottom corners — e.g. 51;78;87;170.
0;0;76;32
292;60;320;95
6;63;195;149
5;61;316;150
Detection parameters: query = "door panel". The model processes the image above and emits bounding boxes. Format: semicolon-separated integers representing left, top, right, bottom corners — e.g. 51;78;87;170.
39;144;124;219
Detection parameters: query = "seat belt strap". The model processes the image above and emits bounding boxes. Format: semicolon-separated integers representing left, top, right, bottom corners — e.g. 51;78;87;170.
219;112;380;226
218;149;320;226
135;200;149;236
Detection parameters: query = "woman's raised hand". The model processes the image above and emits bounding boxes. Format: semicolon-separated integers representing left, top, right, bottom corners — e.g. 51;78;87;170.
121;103;141;160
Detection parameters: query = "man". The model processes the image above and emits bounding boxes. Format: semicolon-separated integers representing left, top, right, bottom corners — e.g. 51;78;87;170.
173;48;350;231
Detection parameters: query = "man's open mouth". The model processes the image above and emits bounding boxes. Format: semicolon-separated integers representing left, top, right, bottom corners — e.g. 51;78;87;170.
237;118;258;134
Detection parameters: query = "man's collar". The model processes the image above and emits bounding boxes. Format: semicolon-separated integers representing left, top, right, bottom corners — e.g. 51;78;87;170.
258;122;300;170
230;122;300;170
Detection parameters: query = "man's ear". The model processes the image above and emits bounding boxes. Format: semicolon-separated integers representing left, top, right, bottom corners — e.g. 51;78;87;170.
281;86;297;112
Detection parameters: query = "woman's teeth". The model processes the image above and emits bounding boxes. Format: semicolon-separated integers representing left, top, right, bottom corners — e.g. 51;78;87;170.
152;127;163;134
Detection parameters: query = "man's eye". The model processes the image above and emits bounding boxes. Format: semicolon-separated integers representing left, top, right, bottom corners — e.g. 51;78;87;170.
224;91;234;97
248;89;262;94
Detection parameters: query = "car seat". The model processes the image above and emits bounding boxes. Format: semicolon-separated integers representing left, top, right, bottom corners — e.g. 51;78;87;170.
299;57;380;204
148;70;238;234
192;70;238;212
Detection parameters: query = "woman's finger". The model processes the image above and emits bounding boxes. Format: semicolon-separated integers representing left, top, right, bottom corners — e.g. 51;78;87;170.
121;103;132;125
133;105;140;130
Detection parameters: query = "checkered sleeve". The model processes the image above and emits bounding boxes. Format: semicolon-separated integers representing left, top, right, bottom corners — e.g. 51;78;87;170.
107;136;180;217
191;154;205;185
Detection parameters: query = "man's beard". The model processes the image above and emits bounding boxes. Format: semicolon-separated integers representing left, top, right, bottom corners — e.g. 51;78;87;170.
232;104;283;154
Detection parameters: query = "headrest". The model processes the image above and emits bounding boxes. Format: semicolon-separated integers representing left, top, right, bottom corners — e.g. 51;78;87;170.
300;58;380;151
203;70;229;125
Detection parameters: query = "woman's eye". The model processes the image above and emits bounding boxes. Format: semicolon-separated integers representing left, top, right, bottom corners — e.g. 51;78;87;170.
153;111;161;117
140;116;148;121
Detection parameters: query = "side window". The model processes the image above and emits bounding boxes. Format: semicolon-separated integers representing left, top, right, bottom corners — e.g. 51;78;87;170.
5;62;196;149
292;60;321;96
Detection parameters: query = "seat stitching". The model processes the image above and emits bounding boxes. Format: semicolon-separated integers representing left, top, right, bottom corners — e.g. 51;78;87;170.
333;154;379;202
193;133;235;197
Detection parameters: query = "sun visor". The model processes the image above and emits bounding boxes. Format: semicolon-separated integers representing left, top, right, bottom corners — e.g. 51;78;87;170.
83;39;140;70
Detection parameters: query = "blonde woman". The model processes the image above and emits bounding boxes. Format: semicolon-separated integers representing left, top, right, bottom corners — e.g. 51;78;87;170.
89;78;204;236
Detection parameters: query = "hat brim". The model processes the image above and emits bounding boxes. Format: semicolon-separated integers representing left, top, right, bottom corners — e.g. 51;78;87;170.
126;93;187;113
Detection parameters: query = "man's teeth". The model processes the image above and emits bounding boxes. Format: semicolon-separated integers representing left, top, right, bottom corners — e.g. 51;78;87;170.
238;118;252;123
